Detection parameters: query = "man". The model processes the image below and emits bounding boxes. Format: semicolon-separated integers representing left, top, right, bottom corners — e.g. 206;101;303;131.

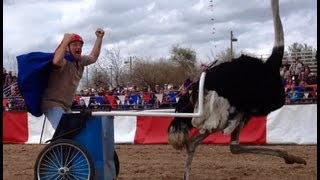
41;28;105;129
3;68;7;88
289;57;303;81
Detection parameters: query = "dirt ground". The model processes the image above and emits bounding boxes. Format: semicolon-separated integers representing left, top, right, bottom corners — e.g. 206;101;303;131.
3;144;316;180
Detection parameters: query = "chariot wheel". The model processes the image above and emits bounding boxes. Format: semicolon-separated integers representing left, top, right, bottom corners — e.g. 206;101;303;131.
34;139;94;180
114;150;120;177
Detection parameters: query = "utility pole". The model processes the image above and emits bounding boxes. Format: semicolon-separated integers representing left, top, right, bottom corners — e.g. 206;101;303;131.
230;31;237;59
129;56;132;77
125;56;133;85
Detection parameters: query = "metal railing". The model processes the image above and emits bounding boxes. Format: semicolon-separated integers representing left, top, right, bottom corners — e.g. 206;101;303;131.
3;82;20;97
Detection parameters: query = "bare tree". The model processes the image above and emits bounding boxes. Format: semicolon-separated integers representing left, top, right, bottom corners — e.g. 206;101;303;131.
215;47;242;62
288;42;315;53
169;44;198;78
131;57;199;91
95;45;128;88
86;66;110;90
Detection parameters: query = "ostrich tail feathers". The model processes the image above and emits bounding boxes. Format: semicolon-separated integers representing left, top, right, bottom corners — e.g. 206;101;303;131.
167;118;192;150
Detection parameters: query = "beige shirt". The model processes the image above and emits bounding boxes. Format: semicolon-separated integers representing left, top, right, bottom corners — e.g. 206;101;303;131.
41;55;91;111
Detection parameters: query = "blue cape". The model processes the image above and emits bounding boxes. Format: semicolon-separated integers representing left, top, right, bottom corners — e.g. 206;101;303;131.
17;52;75;117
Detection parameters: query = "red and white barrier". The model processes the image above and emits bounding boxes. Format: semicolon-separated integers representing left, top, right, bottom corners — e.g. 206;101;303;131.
3;104;317;145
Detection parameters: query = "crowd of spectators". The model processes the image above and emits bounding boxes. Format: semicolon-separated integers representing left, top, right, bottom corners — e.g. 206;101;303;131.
280;57;317;104
3;68;18;89
3;56;318;111
71;84;181;111
3;67;25;111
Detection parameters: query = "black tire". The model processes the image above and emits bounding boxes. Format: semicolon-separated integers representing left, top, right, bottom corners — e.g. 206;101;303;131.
114;150;120;177
34;139;95;180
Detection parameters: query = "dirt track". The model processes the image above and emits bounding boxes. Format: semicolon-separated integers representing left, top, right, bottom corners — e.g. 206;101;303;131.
3;144;316;180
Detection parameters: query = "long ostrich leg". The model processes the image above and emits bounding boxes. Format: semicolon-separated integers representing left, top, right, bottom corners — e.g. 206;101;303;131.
184;131;211;180
229;125;307;165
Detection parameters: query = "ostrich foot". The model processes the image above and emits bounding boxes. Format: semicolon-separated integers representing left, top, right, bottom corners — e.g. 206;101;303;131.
230;144;307;165
283;153;307;165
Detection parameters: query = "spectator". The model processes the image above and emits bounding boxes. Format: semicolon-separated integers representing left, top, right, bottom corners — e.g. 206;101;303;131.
130;92;142;109
282;69;291;85
122;94;134;110
79;89;85;96
280;66;288;80
71;98;81;109
303;64;311;73
87;88;95;96
12;72;18;84
307;73;317;85
154;84;160;93
285;83;295;103
6;96;25;111
113;85;123;95
5;71;13;87
3;68;8;87
6;98;14;110
163;84;169;94
89;97;100;109
167;90;178;103
282;58;290;70
97;87;106;96
291;80;305;102
298;69;312;85
131;85;139;93
289;58;303;80
284;78;294;92
10;83;18;96
15;97;26;110
79;98;86;107
148;93;158;108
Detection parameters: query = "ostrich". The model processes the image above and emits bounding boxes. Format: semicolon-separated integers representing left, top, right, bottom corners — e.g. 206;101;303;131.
168;0;307;179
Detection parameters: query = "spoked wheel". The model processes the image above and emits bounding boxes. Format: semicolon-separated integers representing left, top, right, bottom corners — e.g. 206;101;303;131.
34;139;94;180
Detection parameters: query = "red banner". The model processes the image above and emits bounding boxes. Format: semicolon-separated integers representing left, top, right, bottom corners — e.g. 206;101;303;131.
134;116;266;144
134;116;174;144
3;111;28;144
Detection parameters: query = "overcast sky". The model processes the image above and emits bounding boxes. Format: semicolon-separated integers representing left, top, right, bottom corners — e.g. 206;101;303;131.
3;0;317;71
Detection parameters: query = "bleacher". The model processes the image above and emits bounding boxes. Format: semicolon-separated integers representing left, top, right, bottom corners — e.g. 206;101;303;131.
283;51;317;73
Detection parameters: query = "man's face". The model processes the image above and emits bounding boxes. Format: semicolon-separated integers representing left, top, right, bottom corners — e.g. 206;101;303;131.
293;59;297;63
68;41;83;59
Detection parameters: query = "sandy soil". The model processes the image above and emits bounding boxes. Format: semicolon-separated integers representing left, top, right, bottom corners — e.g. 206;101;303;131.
3;144;316;180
